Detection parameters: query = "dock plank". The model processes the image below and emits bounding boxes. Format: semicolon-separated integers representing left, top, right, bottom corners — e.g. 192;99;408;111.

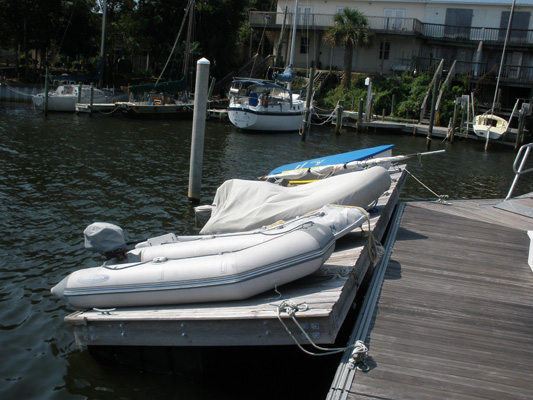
330;196;533;399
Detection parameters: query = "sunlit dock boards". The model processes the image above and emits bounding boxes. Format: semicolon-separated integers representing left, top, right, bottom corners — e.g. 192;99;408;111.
63;167;407;347
328;194;533;399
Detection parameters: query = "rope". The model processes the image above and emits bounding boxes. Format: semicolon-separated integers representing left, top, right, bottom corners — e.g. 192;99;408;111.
276;300;369;358
348;340;369;371
310;105;339;126
2;83;36;98
405;168;450;204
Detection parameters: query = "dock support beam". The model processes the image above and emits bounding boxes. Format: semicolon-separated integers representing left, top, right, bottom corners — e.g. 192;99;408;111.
188;58;210;204
301;61;315;141
335;100;344;135
427;60;443;151
44;68;49;117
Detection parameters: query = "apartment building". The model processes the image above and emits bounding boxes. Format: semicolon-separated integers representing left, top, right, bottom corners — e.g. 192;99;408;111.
250;0;533;106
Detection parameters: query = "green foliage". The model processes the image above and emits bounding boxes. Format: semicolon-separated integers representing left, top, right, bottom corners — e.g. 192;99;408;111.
394;73;431;120
319;71;470;126
323;8;371;89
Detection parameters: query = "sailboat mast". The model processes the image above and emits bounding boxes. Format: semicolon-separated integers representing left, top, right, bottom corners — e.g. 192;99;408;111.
100;0;107;59
289;0;299;67
288;0;299;90
491;0;516;114
99;0;107;87
183;0;195;80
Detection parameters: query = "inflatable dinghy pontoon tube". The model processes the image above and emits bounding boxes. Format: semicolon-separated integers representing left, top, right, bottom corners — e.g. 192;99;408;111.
51;205;369;309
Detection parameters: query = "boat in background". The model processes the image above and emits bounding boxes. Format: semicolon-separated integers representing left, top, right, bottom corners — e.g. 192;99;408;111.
472;113;510;140
117;100;194;118
32;84;123;112
227;78;305;131
51;205;367;308
472;0;518;145
227;0;306;132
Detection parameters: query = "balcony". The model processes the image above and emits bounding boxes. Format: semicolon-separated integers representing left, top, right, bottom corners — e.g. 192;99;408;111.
249;11;533;47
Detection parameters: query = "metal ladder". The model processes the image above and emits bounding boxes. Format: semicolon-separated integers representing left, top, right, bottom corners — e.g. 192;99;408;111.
505;142;533;200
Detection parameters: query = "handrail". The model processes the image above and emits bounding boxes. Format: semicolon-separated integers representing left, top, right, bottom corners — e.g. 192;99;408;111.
505;143;533;200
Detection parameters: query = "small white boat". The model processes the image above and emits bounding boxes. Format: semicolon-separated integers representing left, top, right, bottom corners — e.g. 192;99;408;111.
227;78;305;131
260;144;394;182
473;113;509;140
51;205;367;309
32;84;120;112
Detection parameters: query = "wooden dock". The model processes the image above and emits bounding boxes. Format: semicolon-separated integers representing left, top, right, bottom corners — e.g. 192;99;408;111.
75;103;121;114
63;167;407;350
328;194;533;399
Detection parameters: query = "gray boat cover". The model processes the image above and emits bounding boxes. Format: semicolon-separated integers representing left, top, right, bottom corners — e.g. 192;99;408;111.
200;166;391;234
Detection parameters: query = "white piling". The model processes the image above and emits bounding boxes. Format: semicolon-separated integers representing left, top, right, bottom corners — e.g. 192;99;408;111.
188;57;210;204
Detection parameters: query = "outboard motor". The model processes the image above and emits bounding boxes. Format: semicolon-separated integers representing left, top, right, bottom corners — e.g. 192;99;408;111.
84;222;127;260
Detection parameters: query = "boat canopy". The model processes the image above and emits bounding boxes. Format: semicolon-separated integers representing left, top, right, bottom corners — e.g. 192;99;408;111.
230;79;294;102
128;78;187;94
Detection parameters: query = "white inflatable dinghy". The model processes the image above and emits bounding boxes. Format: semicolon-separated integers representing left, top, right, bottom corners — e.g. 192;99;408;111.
51;205;368;309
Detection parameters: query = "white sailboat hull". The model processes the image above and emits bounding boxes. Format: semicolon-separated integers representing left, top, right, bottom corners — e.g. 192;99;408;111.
473;114;508;140
228;103;304;131
32;85;118;112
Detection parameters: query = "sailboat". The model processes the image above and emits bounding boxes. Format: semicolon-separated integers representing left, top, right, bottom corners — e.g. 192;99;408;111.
227;0;306;132
117;0;196;119
32;1;123;112
473;0;517;143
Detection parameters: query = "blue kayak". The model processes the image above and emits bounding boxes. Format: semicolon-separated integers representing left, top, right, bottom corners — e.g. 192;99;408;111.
267;144;394;175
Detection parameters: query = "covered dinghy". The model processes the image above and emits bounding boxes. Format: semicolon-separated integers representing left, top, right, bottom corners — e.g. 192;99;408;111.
200;166;390;234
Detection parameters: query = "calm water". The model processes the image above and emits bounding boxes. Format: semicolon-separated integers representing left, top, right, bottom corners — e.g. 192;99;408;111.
1;103;531;400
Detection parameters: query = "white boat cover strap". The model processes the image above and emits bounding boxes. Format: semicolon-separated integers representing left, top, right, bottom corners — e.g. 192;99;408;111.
200;166;390;234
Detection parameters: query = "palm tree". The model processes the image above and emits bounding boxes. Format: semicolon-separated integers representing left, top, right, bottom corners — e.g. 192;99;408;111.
323;8;372;89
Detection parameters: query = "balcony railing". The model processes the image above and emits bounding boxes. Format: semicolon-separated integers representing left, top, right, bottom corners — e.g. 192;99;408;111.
250;11;533;46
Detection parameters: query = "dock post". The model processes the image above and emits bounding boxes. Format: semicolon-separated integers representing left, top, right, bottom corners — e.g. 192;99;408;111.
77;82;82;104
426;61;443;151
301;61;315;141
357;98;364;132
89;83;94;117
515;107;525;150
450;99;458;143
335;100;344;135
44;68;49;117
188;57;210;205
391;94;395;116
365;78;372;122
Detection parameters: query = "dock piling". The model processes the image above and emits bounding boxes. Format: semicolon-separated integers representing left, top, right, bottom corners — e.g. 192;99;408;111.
44;68;49;117
335;100;344;135
188;58;210;204
301;61;315;141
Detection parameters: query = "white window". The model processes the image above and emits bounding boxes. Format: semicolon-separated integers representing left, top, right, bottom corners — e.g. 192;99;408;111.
298;6;312;25
383;8;405;30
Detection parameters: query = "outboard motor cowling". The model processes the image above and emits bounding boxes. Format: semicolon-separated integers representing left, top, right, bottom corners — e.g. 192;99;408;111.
84;222;127;260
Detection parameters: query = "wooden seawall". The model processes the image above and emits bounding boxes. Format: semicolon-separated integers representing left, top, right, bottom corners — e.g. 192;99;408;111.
328;194;533;399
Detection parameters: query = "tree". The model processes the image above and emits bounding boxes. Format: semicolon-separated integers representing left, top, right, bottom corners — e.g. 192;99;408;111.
323;8;372;89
